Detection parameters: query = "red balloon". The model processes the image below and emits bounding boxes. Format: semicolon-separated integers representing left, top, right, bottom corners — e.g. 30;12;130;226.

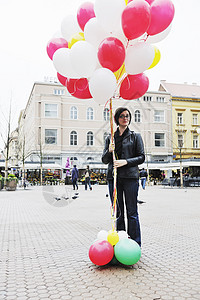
66;78;92;99
98;37;126;73
147;0;175;35
46;38;68;60
89;240;114;266
122;0;151;40
120;73;149;100
57;73;67;86
77;2;95;31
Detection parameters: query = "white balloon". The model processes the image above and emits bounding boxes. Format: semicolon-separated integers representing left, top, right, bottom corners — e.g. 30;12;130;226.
89;68;117;104
61;15;81;40
125;42;155;75
196;128;200;134
84;18;109;50
118;231;128;240
146;24;172;44
97;230;108;240
70;41;98;78
94;0;126;33
53;48;79;78
110;24;127;47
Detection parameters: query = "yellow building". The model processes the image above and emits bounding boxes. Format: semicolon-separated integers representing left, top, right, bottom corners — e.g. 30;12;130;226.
159;81;200;160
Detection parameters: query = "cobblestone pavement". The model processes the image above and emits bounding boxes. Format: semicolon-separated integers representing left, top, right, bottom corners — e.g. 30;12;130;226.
0;184;200;300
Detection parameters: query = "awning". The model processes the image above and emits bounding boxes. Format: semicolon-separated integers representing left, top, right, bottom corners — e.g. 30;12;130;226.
141;161;200;170
19;163;62;170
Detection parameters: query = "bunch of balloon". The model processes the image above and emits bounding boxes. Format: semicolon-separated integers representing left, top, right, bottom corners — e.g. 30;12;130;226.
89;230;141;266
46;0;175;102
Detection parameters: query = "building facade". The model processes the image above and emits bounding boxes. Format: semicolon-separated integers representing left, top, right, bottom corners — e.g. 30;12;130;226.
159;81;200;160
17;81;173;171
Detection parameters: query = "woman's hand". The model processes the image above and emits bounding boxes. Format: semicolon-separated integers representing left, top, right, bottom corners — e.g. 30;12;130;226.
109;142;115;153
114;159;127;168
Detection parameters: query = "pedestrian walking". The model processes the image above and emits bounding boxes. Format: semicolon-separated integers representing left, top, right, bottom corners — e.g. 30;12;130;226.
85;165;92;191
102;107;145;247
71;165;79;190
139;168;148;190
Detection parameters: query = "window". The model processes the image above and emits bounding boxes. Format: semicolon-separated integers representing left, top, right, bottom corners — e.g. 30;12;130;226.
70;157;78;161
143;96;152;101
54;89;65;95
177;113;183;124
155;133;165;147
192;114;198;125
154;110;164;122
70;131;77;145
87;157;94;161
178;134;184;148
70;106;78;120
87;107;94;120
135;110;141;123
87;131;94;146
45;104;58;118
103;108;110;121
103;132;109;143
45;129;57;144
193;135;198;148
156;97;165;103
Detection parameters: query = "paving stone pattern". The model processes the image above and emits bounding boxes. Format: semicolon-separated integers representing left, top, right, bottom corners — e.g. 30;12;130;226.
0;184;200;300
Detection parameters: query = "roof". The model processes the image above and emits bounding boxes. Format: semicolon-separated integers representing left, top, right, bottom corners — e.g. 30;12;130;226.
159;80;200;99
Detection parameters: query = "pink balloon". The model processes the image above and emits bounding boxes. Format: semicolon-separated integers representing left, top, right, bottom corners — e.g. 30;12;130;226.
120;73;149;100
57;73;67;86
98;37;125;72
147;0;175;35
128;0;154;3
89;240;114;266
66;78;92;99
46;38;68;60
122;0;151;40
77;2;95;31
144;0;155;4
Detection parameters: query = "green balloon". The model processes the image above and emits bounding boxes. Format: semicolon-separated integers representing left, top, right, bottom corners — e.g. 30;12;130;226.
114;239;141;265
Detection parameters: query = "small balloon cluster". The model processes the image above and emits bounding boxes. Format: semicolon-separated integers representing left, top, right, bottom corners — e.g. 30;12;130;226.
89;230;141;266
46;0;175;104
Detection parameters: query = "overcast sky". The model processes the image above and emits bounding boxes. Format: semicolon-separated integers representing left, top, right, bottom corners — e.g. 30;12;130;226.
0;0;199;149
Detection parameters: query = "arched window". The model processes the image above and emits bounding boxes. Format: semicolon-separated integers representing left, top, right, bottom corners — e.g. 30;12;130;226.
135;110;141;123
103;108;110;121
87;107;94;120
87;131;94;146
70;131;78;145
70;106;78;120
103;132;109;143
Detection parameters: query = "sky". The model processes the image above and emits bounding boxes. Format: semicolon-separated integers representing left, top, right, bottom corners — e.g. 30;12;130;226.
0;0;200;149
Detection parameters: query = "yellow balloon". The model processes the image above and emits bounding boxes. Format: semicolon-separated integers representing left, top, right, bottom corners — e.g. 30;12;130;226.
125;0;129;4
107;230;119;246
68;32;85;49
148;46;161;70
114;64;126;82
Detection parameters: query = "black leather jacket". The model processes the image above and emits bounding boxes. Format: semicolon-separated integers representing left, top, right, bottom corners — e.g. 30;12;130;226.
102;128;145;180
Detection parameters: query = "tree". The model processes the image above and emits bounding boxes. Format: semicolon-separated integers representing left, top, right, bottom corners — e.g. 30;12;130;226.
0;102;12;188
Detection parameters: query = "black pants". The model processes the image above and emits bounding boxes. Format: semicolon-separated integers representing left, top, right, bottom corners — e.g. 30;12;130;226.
72;179;78;190
108;178;141;246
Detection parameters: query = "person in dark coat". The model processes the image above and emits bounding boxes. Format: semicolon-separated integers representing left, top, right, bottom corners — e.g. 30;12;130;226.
140;168;148;190
71;165;79;190
102;107;145;247
84;165;92;190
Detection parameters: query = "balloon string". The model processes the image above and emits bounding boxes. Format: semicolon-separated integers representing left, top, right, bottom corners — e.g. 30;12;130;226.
109;98;117;231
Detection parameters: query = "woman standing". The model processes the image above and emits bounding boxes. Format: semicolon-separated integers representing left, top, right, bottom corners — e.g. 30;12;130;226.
102;107;145;247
